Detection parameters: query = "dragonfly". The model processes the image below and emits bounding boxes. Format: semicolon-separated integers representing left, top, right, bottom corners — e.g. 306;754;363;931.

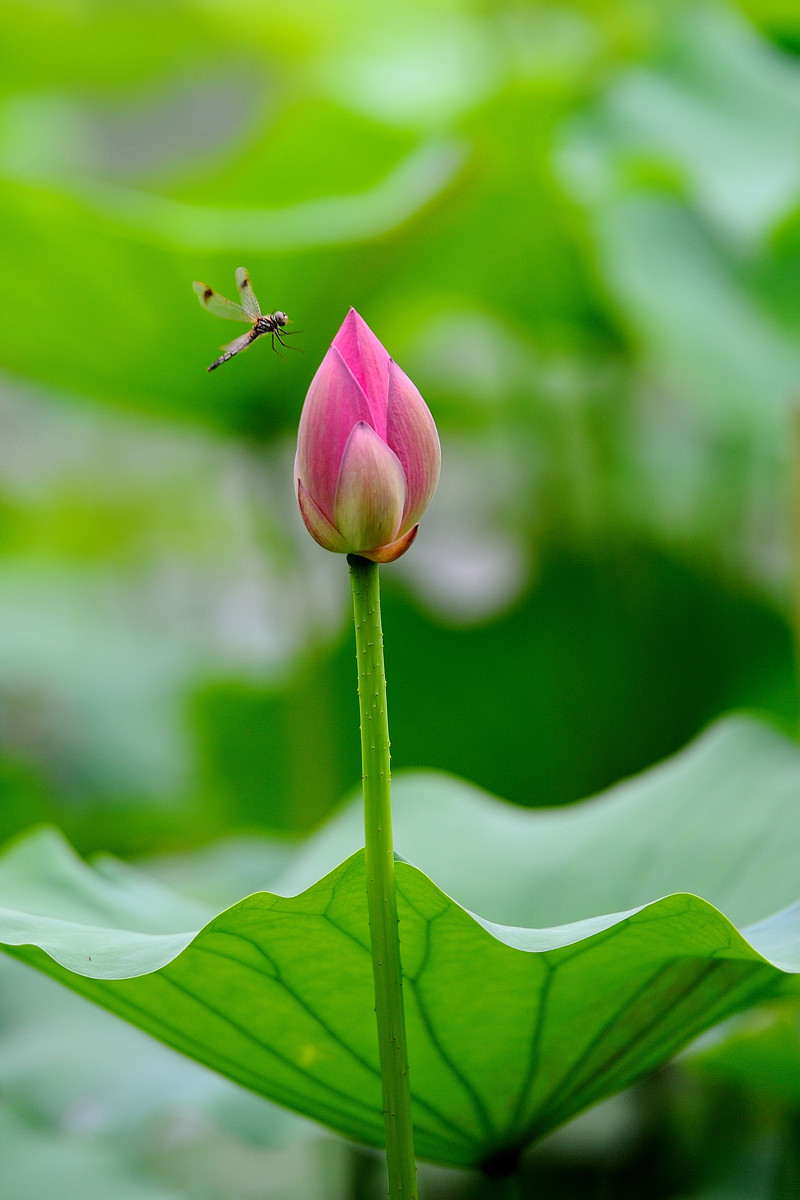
192;267;298;371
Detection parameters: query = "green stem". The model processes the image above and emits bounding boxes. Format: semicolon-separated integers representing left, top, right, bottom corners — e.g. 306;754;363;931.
348;554;418;1200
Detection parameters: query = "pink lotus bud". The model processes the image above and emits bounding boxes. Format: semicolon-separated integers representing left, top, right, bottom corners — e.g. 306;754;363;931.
295;309;440;563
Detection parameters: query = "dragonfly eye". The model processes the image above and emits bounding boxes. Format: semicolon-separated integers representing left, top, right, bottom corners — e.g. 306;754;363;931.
275;311;288;326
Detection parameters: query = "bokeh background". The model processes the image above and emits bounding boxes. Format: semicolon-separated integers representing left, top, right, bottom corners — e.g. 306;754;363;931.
2;1;800;1197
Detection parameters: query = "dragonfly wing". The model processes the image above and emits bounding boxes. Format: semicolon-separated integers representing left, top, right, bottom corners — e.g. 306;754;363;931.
193;280;248;322
221;331;257;355
207;330;257;372
235;267;261;319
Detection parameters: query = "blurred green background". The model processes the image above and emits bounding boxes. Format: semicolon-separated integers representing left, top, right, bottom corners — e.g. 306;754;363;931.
2;0;800;1196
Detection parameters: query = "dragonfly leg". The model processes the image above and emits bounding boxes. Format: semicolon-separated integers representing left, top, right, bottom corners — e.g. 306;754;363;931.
274;330;302;353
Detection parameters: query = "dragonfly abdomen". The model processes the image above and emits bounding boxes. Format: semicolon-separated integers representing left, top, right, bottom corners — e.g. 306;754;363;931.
208;329;260;371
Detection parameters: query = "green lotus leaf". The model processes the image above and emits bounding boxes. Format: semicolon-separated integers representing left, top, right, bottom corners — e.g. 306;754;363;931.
1;716;799;1169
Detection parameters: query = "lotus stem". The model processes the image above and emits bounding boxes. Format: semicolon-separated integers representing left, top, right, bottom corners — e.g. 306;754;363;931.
348;553;417;1200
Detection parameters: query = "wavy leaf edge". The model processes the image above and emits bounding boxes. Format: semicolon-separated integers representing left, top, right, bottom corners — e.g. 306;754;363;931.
1;827;799;981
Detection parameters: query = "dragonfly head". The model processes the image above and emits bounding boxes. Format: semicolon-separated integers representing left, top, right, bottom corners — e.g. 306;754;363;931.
274;311;289;327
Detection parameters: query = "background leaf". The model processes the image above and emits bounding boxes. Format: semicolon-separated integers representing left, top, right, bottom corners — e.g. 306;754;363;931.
2;715;799;1168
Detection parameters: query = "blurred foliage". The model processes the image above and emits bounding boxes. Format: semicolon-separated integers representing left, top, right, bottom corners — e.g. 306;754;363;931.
196;546;797;830
1;0;800;1195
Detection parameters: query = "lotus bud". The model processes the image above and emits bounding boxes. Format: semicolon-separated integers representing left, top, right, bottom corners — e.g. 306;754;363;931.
295;309;440;563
